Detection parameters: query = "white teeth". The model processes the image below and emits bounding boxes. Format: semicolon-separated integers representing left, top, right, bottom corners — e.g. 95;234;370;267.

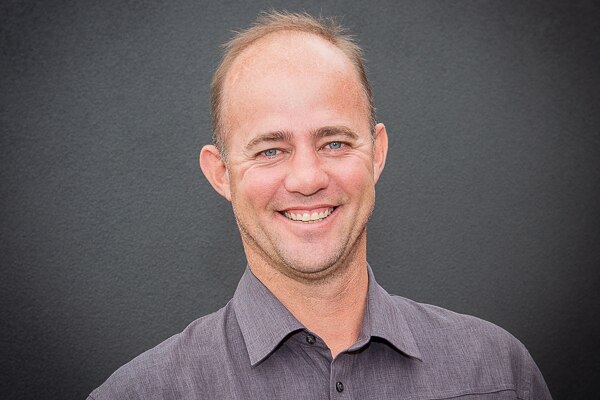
284;208;334;222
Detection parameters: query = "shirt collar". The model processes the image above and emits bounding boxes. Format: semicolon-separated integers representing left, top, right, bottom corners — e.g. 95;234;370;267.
363;264;422;360
232;264;422;366
232;268;304;366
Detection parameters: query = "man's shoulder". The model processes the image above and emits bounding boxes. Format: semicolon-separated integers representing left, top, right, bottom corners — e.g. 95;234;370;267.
88;302;237;400
392;294;524;348
389;294;538;396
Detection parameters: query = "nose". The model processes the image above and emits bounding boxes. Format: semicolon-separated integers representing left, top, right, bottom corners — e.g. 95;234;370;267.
283;147;329;195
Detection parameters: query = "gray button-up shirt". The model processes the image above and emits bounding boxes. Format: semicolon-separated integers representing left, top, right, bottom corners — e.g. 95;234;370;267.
88;266;552;399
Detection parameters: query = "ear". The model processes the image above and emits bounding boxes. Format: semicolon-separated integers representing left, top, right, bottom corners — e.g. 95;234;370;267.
199;145;232;201
372;123;388;184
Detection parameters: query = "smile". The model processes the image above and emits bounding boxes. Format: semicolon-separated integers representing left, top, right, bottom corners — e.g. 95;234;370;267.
282;207;335;223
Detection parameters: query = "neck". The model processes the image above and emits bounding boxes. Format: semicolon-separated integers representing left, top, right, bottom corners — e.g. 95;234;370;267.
248;244;369;358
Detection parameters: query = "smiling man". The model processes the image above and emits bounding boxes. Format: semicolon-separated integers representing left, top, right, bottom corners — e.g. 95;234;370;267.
88;11;552;400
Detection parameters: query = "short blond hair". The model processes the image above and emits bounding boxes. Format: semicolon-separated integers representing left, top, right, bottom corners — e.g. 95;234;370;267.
210;10;375;157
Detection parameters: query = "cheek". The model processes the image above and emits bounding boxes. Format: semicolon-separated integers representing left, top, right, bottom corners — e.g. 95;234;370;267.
235;167;285;207
326;157;374;191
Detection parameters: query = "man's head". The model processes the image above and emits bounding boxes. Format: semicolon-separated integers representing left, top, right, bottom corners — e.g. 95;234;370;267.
200;11;388;281
210;11;376;159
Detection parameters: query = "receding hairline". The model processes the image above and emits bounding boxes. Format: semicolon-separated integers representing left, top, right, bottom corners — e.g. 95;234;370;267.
226;29;357;78
210;11;376;158
221;30;369;124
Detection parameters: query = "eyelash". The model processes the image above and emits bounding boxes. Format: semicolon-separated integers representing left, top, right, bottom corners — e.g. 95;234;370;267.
324;141;345;150
260;148;280;158
257;141;348;158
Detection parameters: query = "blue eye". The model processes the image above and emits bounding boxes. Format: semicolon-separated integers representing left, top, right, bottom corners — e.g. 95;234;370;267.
262;149;279;157
327;141;343;150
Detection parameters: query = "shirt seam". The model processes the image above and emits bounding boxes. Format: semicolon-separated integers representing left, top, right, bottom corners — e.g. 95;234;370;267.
524;347;534;400
404;385;519;400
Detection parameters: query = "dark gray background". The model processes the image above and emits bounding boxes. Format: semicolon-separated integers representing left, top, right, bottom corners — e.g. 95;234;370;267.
1;1;598;399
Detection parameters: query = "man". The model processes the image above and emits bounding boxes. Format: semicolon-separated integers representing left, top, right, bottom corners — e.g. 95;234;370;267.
88;11;552;399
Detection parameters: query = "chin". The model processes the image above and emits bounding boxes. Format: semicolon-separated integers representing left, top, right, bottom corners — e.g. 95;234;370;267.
274;230;366;280
277;251;347;280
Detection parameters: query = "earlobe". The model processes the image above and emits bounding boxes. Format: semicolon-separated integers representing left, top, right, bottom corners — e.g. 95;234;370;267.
372;123;388;184
199;145;232;201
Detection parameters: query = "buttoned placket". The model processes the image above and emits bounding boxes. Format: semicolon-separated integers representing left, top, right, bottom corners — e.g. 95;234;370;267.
330;352;350;398
330;335;372;399
298;330;354;398
298;330;341;398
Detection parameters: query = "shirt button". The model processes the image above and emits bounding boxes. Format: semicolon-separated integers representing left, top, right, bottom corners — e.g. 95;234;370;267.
336;381;344;393
305;334;316;344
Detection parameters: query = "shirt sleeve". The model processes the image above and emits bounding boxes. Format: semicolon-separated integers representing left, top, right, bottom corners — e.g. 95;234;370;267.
527;351;553;400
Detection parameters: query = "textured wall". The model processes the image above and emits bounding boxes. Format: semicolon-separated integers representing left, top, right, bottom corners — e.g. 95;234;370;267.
1;1;598;399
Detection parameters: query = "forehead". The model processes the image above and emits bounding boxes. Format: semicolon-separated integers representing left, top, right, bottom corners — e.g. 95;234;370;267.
220;32;370;142
226;31;353;83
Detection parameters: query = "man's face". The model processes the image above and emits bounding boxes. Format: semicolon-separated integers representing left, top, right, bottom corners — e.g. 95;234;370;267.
214;33;386;279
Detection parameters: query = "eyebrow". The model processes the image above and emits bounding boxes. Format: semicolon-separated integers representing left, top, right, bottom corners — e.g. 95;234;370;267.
311;126;359;141
244;130;294;151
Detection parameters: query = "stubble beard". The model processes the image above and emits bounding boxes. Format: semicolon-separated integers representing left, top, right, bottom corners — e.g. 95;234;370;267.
232;200;374;285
